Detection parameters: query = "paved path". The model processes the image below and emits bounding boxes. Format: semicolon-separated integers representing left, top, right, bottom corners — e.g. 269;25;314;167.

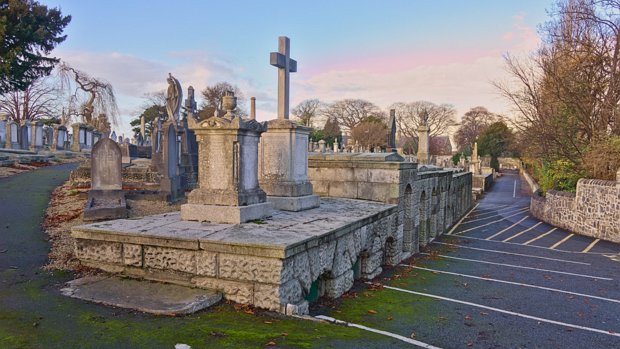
320;170;620;348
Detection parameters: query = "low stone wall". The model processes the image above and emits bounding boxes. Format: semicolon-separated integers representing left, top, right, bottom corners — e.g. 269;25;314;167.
72;199;403;315
472;173;493;192
530;179;620;243
521;168;540;194
308;153;472;254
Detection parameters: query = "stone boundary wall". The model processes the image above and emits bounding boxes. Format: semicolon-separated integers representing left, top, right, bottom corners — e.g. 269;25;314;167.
521;168;540;194
472;173;493;192
530;179;620;243
308;153;473;254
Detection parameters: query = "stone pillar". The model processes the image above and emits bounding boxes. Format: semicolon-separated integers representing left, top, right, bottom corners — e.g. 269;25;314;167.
250;97;256;120
470;142;480;175
181;114;272;224
71;123;83;152
259;119;320;212
417;123;430;165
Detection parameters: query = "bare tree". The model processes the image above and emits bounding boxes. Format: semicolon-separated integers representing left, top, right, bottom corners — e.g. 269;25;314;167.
391;101;457;143
0;77;59;123
453;106;502;152
199;81;246;118
292;99;322;127
351;118;388;149
324;99;384;131
57;62;119;130
496;0;620;167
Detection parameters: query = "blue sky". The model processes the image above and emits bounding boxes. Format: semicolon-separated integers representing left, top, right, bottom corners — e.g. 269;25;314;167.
42;0;555;137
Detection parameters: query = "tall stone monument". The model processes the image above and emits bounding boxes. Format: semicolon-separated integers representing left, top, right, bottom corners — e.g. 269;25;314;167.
258;36;320;211
181;91;273;224
387;109;397;152
417;111;430;165
470;142;481;175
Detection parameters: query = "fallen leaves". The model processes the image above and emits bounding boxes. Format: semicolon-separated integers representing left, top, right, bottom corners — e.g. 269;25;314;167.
367;309;377;314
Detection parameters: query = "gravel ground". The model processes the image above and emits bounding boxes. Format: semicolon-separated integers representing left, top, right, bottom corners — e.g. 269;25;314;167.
43;181;183;272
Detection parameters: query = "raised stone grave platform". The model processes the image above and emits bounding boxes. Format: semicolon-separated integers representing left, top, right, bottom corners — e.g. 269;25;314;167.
71;198;402;314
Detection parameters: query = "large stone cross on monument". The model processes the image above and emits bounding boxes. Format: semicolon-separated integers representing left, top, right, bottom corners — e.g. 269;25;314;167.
270;36;297;120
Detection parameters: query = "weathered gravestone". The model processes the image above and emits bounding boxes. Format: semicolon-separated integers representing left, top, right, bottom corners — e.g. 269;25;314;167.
0;117;6;148
8;121;18;149
30;121;43;151
19;124;29;150
83;138;127;221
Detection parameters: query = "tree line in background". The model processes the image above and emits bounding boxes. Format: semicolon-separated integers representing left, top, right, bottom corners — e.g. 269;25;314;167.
497;0;620;191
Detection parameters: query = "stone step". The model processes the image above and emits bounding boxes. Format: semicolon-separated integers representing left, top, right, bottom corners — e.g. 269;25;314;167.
61;276;222;315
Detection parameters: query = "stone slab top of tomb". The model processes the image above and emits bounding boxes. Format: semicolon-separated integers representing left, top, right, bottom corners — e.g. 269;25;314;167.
72;197;397;259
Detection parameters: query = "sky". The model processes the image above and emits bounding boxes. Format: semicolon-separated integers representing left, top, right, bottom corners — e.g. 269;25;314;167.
41;0;555;137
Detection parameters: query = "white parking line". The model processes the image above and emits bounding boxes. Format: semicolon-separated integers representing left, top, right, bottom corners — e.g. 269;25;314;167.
420;253;612;280
462;207;528;224
523;228;557;245
466;204;527;220
315;315;442;349
379;285;620;338
550;234;574;249
502;222;543;242
583;239;601;253
485;216;530;240
455;210;530;235
446;203;478;235
431;241;590;265
399;265;620;304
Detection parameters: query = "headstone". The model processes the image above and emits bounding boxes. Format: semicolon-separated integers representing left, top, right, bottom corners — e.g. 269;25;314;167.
181;90;273;223
333;140;339;152
32;122;43;150
110;131;116;141
319;139;326;153
308;139;313;152
0;118;5;148
8;122;18;149
19;124;29;150
387;109;397;152
83;138;127;221
54;126;67;150
117;135;123;143
417;111;430;165
85;130;93;148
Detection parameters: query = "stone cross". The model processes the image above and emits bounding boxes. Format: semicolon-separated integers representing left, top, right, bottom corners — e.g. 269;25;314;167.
270;36;297;120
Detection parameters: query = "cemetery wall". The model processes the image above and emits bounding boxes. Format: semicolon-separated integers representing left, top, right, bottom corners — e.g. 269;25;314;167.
308;153;473;252
530;178;620;243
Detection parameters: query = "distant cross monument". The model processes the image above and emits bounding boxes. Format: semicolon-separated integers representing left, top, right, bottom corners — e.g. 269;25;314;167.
270;36;297;120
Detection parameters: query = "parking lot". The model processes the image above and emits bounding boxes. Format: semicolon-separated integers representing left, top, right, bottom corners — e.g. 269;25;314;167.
317;172;620;348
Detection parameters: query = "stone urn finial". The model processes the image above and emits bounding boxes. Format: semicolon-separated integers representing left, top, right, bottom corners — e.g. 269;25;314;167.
222;90;237;119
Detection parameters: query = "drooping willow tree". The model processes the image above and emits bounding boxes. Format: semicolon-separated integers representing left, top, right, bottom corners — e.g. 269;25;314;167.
57;61;119;132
